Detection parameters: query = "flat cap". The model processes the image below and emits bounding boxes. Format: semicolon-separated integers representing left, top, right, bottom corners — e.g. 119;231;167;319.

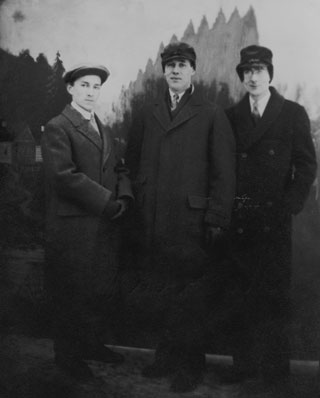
63;63;110;84
161;42;196;71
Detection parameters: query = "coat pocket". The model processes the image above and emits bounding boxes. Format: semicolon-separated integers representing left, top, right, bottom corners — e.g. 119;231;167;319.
187;194;208;209
186;195;207;234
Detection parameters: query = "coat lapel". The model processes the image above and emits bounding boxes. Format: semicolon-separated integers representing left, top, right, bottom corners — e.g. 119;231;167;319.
153;98;172;132
98;120;112;165
235;88;285;151
152;89;202;133
62;105;102;150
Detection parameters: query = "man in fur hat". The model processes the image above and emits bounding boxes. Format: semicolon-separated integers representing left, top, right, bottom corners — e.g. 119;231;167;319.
126;42;236;393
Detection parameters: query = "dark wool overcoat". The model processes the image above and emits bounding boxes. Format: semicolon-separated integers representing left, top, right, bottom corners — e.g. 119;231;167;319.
124;88;236;342
225;87;317;371
127;88;236;271
226;87;316;249
41;104;133;301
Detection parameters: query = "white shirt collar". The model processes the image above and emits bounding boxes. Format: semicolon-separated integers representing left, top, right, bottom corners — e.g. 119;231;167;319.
169;89;185;102
71;101;94;121
169;84;194;102
249;90;271;116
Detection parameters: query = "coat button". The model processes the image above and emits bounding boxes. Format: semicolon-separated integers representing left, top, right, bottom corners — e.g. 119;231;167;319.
237;227;244;234
240;152;248;159
268;149;275;156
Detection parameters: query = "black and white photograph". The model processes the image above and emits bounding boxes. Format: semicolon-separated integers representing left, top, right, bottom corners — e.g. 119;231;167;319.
0;0;320;397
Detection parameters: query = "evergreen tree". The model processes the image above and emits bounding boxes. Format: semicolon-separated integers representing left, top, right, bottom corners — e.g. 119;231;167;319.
17;49;37;124
30;53;52;140
46;51;70;121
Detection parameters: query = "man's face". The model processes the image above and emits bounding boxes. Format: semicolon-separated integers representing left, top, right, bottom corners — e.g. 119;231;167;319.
67;75;102;112
164;58;195;93
242;64;270;100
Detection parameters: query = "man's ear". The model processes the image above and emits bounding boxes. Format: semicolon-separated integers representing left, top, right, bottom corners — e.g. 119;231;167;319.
66;83;73;95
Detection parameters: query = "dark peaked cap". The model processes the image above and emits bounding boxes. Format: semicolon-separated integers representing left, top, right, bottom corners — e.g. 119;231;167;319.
63;63;110;84
236;45;273;81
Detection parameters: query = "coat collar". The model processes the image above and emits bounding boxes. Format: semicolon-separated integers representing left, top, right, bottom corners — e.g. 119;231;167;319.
152;87;204;132
62;104;103;150
234;87;285;151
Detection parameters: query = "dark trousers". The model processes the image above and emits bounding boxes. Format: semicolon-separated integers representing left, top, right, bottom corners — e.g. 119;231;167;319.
139;243;239;371
45;218;121;359
228;229;292;379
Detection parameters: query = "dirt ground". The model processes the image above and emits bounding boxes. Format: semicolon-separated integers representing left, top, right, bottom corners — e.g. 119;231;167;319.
0;334;319;398
1;247;320;397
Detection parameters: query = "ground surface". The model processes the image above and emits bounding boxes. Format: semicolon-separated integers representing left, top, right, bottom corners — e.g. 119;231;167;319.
0;334;319;398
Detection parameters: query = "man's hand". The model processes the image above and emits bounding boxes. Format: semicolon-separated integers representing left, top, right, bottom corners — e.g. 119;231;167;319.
111;198;130;219
205;226;224;246
102;200;121;220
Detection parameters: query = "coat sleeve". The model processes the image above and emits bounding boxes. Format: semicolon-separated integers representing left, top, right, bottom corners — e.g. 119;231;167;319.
284;105;317;214
115;158;134;200
125;112;145;182
41;121;113;216
204;106;236;228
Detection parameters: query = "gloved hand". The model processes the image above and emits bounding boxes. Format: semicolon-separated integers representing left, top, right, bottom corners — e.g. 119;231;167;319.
102;199;121;220
111;198;130;219
205;226;225;246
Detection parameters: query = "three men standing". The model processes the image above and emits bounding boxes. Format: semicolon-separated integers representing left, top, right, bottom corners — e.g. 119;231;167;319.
41;44;317;394
223;45;317;387
41;64;133;381
126;42;236;392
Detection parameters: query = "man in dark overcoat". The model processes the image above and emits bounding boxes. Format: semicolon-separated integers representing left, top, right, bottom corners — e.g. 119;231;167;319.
222;45;317;387
41;63;133;381
126;42;236;392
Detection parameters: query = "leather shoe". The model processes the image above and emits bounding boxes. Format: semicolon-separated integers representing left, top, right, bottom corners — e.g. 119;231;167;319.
142;344;179;378
82;345;124;364
170;367;204;393
142;360;172;378
55;354;94;382
217;366;259;385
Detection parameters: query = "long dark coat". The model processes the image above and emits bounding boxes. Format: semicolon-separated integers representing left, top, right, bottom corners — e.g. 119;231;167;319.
125;88;236;346
225;86;317;375
41;105;132;352
127;88;235;266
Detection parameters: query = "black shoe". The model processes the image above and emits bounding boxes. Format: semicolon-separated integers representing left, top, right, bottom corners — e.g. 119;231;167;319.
262;371;290;389
217;367;258;385
82;345;124;364
142;360;172;378
142;347;178;378
170;367;204;393
55;353;94;382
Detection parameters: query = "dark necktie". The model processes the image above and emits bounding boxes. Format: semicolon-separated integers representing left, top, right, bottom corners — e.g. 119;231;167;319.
252;101;260;125
171;93;180;111
90;114;100;136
